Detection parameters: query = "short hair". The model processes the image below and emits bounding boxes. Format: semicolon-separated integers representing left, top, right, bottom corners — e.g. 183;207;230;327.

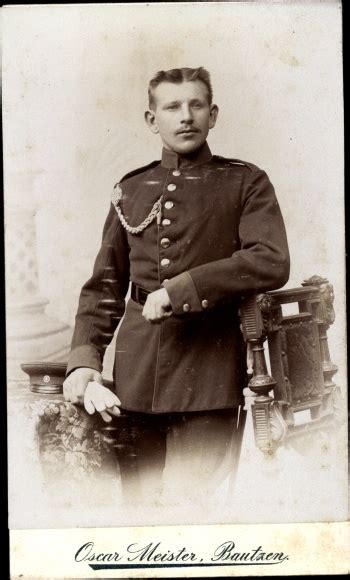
148;67;213;109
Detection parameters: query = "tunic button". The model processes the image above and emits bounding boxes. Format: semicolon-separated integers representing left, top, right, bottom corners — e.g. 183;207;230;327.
202;299;209;309
183;303;191;312
164;200;174;209
160;237;170;249
162;218;171;226
172;169;181;177
161;258;170;268
167;183;177;192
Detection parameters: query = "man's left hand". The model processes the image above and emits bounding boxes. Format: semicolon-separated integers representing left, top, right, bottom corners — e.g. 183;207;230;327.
142;288;172;323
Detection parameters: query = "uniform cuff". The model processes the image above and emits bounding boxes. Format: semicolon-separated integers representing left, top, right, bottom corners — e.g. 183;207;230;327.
163;271;205;316
66;345;103;377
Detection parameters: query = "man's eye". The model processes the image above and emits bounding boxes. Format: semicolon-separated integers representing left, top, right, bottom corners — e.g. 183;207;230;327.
192;103;203;109
166;105;178;110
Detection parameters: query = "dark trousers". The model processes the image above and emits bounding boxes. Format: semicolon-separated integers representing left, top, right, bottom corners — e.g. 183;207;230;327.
113;407;246;504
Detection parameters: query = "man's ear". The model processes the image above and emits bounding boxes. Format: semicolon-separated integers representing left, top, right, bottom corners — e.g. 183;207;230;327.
208;104;219;130
145;110;159;134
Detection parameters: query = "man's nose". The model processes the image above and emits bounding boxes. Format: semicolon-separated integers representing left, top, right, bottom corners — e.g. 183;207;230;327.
180;104;193;123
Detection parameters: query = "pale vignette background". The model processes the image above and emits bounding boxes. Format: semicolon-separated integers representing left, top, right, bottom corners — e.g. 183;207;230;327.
3;2;347;528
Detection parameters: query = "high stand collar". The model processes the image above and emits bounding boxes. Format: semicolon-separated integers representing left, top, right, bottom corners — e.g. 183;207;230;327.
161;142;212;169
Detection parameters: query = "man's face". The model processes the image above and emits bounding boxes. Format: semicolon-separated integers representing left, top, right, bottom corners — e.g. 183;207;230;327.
145;80;218;154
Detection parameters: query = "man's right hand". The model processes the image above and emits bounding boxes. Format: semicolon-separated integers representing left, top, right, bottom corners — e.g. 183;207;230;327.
63;367;102;404
63;367;121;422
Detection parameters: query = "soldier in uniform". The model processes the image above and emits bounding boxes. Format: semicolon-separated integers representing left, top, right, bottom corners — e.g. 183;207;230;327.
63;67;290;504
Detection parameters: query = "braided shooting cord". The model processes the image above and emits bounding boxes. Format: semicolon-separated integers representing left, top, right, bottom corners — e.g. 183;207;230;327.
111;184;163;235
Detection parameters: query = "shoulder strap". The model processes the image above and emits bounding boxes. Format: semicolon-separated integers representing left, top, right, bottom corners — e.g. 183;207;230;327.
118;160;161;184
212;155;256;172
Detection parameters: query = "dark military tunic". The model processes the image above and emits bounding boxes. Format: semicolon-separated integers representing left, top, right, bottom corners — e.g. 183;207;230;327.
67;142;290;413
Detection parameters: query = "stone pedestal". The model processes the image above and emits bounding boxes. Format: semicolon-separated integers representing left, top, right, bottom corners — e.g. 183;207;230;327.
5;203;72;381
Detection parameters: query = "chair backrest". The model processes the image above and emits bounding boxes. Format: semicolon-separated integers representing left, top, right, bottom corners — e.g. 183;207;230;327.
240;275;341;454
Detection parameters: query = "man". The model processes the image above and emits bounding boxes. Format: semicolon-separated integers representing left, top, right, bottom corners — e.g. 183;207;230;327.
63;67;290;504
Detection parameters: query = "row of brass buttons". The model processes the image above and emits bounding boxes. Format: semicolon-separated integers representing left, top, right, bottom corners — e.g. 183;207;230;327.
164;170;209;313
160;194;174;263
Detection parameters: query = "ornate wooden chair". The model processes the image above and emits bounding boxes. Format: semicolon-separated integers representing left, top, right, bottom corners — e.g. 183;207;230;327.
239;275;342;456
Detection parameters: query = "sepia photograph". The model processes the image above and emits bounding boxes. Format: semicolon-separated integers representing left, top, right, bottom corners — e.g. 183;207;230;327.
3;1;347;577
